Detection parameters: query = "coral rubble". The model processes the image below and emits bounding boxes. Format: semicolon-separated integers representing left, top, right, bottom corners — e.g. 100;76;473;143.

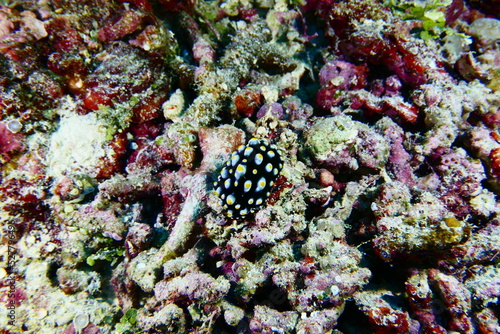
1;0;500;333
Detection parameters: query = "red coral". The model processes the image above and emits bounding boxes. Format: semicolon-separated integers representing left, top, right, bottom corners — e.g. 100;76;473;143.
319;61;368;90
125;122;175;174
98;9;147;42
428;269;474;333
266;174;292;205
0;178;49;225
95;131;128;179
45;17;86;54
76;42;169;122
367;307;412;334
445;0;465;25
489;147;500;176
129;24;164;51
45;17;89;80
82;88;114;111
405;270;447;334
482;108;500;128
131;85;169;123
238;8;259;22
316;86;344;111
321;0;449;88
351;89;421;124
234;89;264;118
381;98;419;124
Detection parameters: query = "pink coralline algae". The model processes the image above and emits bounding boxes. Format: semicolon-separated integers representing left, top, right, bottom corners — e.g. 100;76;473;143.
316;60;368;111
3;0;500;333
317;60;421;123
0;121;25;163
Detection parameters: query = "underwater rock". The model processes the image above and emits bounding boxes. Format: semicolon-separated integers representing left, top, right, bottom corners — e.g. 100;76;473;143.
373;181;469;261
0;121;25;163
354;289;419;334
303;115;390;172
3;0;500;332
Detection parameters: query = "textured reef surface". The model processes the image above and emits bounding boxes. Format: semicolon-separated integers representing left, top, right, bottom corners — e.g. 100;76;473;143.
1;0;500;333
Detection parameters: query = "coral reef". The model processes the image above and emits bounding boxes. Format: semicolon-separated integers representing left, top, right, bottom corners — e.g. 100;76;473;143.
1;0;500;333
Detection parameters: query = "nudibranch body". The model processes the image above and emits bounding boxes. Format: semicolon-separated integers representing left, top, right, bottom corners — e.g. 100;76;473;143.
214;138;283;218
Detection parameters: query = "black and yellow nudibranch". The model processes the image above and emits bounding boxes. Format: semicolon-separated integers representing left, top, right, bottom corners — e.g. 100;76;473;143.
214;138;283;218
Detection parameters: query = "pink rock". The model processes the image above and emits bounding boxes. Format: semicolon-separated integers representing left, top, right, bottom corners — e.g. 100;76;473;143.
250;306;298;334
355;290;419;334
160;171;185;229
193;38;216;63
380;120;416;187
319;61;364;89
125;223;153;258
0;121;25;162
20;11;47;40
198;125;245;173
475;308;500;334
316;60;368;111
154;272;229;304
405;269;447;334
318;169;335;187
98;9;146;42
0;8;14;38
429;269;474;334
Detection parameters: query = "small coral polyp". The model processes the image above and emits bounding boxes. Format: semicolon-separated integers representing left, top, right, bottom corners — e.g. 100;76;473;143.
214;138;283;218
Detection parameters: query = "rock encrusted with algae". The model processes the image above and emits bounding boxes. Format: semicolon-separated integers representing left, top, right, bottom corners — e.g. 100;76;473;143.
303;115;390;172
47;112;112;179
372;181;470;261
2;0;500;333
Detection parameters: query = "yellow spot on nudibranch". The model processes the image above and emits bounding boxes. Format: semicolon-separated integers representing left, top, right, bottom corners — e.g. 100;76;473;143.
231;154;240;166
256;177;266;192
244;147;254;157
255;153;263;165
226;194;235;205
244;180;252;192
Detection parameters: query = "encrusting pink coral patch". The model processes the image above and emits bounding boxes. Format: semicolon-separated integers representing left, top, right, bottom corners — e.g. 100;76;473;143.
0;121;25;163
